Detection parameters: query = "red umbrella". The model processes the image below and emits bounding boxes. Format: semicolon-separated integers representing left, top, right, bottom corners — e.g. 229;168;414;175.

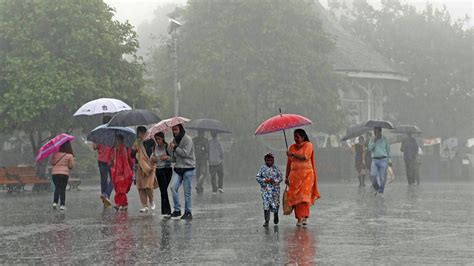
36;133;75;162
255;109;312;148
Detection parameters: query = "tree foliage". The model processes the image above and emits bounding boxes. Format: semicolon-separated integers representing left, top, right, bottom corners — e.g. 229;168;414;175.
0;0;149;153
149;0;344;137
331;0;473;138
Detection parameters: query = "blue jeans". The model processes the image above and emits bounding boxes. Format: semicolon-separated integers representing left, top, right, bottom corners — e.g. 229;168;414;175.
370;158;388;193
99;161;113;198
171;169;195;214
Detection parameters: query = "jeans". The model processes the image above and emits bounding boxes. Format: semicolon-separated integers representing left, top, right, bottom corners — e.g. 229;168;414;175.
209;164;224;192
370;158;388;193
98;161;113;198
171;169;195;214
156;168;173;215
52;174;69;206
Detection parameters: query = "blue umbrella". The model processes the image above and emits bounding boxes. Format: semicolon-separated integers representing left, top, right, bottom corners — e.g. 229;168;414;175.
87;125;136;147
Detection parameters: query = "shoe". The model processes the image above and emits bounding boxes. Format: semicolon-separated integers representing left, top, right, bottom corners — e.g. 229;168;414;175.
302;218;308;226
180;212;193;220
171;211;181;219
59;205;66;211
195;187;203;194
114;206;120;211
121;206;128;211
212;191;217;195
263;210;270;227
150;203;156;210
139;207;149;213
162;214;171;219
100;195;112;208
296;220;302;226
218;188;224;193
52;203;58;209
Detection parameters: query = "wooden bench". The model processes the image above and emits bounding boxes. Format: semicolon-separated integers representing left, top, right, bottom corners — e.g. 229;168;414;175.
68;178;81;190
5;166;50;192
0;167;24;192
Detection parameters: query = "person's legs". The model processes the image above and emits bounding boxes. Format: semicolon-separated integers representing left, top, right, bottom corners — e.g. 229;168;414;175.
59;175;69;206
170;172;183;212
370;160;380;192
209;165;217;192
157;168;172;214
183;169;195;214
217;164;224;190
138;189;149;207
99;161;110;196
146;188;154;206
415;159;421;185
378;159;389;193
52;175;60;204
195;160;204;190
294;203;310;220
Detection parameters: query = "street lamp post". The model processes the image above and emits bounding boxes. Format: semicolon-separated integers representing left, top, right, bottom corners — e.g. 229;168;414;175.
168;18;183;117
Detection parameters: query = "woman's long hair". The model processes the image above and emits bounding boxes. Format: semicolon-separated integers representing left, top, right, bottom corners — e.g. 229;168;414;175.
294;129;310;142
174;124;186;145
59;141;74;156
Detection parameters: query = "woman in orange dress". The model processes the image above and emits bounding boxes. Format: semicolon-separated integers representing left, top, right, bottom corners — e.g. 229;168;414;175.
285;128;320;226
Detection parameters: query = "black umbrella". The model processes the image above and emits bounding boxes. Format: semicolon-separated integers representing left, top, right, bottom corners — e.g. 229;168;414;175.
392;125;422;134
107;109;161;127
87;125;136;147
186;118;231;134
341;122;372;141
365;119;394;129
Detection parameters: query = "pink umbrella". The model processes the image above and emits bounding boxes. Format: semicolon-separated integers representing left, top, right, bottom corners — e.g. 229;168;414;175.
145;117;190;140
35;133;75;162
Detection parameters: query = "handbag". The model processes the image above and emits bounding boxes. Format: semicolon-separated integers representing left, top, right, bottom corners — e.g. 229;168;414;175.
282;185;293;215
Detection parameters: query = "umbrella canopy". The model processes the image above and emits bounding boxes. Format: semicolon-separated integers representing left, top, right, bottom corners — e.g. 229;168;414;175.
392;125;422;134
87;124;136;147
145;116;190;140
341;122;372;141
364;119;394;129
73;98;131;116
36;133;75;162
255;111;312;148
185;118;231;134
107;109;161;127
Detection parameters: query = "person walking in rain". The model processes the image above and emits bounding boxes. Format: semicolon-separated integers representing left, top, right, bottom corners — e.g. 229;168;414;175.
132;126;157;212
193;130;209;195
364;132;373;174
110;134;134;211
93;115;113;207
354;136;366;186
401;133;419;185
51;141;75;210
151;132;174;218
168;124;196;220
368;127;392;196
208;131;225;194
256;153;282;227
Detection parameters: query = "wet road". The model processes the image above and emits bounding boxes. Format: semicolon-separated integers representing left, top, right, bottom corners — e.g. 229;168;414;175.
0;181;473;264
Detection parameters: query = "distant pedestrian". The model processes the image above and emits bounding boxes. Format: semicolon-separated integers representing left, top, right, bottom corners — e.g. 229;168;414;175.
193;130;209;194
256;153;282;227
208;131;225;194
132;126;157;213
285;129;320;226
151;132;174;218
110;134;134;211
93;115;113;207
365;132;373;174
354;136;366;186
51;141;75;211
401;133;419;185
368;127;392;196
168;124;196;220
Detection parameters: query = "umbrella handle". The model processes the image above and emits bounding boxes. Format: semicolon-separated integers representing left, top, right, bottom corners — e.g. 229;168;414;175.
282;129;289;150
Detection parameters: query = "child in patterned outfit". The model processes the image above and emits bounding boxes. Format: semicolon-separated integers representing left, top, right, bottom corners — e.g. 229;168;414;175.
256;153;283;227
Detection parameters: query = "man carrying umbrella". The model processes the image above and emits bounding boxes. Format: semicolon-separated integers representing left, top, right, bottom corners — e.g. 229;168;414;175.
368;126;392;196
401;133;419;185
208;131;225;194
93;116;114;207
168;124;196;220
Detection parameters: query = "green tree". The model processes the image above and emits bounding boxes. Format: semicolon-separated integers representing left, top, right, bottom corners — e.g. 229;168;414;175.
149;0;343;136
332;0;473;138
0;0;149;157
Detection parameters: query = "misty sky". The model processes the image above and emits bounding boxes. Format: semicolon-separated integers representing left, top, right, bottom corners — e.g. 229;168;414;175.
104;0;472;28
